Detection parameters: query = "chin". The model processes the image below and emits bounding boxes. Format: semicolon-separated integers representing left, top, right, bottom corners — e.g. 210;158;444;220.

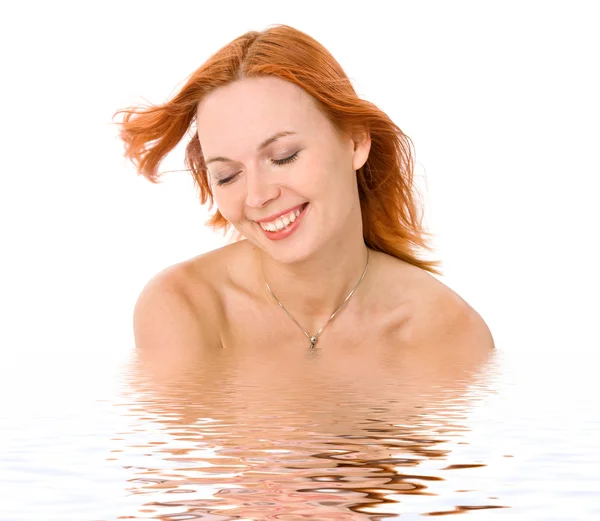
255;233;318;265
271;244;315;265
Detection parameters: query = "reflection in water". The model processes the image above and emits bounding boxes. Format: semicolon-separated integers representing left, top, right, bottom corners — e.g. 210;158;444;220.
111;342;502;519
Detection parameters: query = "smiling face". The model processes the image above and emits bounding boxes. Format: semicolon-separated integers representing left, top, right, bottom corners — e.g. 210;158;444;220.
195;76;370;264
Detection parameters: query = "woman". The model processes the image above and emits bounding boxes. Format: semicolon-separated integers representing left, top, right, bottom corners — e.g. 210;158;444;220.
116;24;494;359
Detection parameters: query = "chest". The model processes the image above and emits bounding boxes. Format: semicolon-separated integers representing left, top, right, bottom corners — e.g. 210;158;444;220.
217;286;416;355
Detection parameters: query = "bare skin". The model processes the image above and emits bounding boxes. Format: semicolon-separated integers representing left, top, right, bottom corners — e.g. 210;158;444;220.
134;239;494;370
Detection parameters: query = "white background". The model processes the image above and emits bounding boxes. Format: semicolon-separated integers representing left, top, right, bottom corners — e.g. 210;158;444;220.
1;0;598;361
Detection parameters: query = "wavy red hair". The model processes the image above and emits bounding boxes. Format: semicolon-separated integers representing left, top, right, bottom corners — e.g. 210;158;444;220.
115;24;441;275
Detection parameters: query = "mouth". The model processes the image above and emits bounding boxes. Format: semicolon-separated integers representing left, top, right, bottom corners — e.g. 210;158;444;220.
257;203;309;240
256;203;308;232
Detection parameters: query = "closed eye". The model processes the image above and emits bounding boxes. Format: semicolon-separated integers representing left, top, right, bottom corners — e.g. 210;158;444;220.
215;152;300;186
272;151;299;166
215;173;240;186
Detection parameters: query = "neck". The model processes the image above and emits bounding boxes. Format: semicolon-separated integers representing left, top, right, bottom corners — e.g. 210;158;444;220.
257;237;371;333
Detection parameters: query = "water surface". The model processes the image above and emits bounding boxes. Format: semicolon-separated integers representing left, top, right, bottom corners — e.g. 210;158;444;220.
1;344;598;520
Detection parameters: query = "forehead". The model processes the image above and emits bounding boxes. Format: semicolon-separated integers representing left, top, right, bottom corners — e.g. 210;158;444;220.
195;76;322;154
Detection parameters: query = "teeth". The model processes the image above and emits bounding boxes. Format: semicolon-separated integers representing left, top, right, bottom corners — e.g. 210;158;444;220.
259;206;303;232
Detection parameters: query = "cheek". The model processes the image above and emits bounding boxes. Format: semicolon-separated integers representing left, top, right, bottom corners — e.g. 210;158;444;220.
316;158;353;197
213;190;245;223
320;164;358;220
299;155;331;191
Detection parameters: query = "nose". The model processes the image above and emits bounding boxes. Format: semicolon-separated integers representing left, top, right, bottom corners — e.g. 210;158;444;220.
244;167;280;209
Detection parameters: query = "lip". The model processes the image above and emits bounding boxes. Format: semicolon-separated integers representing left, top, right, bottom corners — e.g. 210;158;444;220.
254;203;307;224
257;203;309;241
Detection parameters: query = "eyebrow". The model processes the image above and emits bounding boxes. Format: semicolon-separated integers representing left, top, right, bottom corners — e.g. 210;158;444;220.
204;131;297;166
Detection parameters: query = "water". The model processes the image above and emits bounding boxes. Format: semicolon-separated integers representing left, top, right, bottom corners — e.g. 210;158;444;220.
2;342;598;520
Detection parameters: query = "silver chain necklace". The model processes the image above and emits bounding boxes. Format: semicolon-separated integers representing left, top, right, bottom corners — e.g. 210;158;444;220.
264;249;370;349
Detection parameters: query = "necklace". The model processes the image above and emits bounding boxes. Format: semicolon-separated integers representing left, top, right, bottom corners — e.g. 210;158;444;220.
264;249;370;349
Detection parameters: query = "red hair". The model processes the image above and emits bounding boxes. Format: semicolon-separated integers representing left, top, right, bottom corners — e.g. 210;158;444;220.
115;24;441;274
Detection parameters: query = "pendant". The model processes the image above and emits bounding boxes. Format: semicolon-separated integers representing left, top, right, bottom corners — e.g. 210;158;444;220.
310;336;317;348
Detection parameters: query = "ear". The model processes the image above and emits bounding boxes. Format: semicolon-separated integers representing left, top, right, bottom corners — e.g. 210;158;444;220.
351;128;371;171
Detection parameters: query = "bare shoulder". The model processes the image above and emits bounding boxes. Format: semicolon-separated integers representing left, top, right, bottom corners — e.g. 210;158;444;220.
133;247;230;353
410;269;495;352
378;255;495;352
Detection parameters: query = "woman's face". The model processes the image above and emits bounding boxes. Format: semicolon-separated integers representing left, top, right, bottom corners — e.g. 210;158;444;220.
195;76;370;264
